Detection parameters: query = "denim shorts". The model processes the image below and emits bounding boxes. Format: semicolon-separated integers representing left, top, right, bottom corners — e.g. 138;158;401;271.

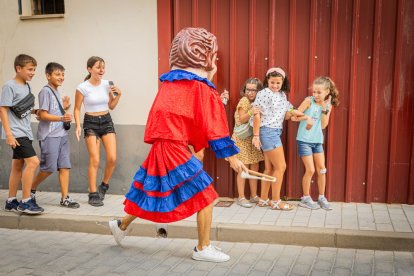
260;127;283;152
297;140;324;157
83;113;116;138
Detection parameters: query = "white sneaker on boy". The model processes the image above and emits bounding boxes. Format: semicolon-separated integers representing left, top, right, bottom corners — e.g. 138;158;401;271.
192;245;230;262
109;219;128;246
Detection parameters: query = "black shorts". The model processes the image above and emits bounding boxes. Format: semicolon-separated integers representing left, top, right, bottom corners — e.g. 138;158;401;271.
83;113;116;138
12;137;37;159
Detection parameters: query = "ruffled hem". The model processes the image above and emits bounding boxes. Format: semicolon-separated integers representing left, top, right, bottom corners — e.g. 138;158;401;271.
124;184;218;223
133;156;203;192
208;136;240;158
159;69;216;90
125;169;214;213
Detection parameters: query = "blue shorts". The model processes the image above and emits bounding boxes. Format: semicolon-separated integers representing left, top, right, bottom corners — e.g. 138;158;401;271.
39;136;71;172
297;140;324;157
260;127;282;152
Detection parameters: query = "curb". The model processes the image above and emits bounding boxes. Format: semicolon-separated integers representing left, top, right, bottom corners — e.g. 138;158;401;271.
1;212;414;251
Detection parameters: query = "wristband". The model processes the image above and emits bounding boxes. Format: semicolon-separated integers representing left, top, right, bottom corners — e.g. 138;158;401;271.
321;110;329;115
289;107;295;115
247;109;253;116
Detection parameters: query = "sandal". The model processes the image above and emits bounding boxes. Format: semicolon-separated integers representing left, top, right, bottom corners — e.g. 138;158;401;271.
257;199;269;207
270;199;294;211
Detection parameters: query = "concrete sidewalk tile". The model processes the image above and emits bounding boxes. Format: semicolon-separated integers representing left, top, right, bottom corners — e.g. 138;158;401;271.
376;223;394;232
331;267;352;276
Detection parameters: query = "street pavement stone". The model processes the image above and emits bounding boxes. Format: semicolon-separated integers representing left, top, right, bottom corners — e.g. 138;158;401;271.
1;227;414;275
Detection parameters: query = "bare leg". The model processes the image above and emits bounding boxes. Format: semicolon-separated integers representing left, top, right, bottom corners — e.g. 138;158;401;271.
248;163;259;198
21;156;40;199
120;215;136;231
8;159;24;198
266;146;286;201
313;153;326;195
301;155;315;196
259;154;272;201
58;169;70;199
236;170;247;199
101;133;117;184
197;204;213;250
32;171;52;190
85;136;100;193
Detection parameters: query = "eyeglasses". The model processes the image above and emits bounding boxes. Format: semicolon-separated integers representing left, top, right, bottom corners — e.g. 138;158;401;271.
245;89;257;94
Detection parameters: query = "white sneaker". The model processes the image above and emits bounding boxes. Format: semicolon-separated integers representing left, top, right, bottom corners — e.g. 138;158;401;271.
192;245;230;262
109;219;128;246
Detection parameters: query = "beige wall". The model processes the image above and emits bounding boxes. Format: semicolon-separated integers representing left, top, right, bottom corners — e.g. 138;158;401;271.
0;0;158;125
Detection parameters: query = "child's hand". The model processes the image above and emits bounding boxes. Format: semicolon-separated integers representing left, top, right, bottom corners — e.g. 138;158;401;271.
322;95;331;110
252;106;261;115
75;126;81;141
62;113;73;122
220;89;229;105
62;96;71;110
291;116;300;122
291;109;305;117
252;136;261;150
6;134;20;149
306;117;314;130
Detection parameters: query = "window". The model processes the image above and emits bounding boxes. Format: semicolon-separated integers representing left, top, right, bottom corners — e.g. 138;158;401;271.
19;0;65;18
32;0;65;15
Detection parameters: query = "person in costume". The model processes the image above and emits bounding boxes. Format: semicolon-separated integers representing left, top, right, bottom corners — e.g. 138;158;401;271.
109;27;247;263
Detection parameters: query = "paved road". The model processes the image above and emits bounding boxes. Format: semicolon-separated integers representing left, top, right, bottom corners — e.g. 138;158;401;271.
1;228;413;276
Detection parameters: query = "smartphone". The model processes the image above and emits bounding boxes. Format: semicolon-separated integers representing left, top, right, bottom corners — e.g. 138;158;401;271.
109;81;118;96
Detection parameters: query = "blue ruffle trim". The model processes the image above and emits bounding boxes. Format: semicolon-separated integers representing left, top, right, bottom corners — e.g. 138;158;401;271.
125;170;213;213
208;136;240;158
133;156;203;192
160;69;216;89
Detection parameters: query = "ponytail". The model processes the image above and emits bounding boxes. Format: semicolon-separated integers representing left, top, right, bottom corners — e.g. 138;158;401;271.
84;73;91;81
313;76;340;106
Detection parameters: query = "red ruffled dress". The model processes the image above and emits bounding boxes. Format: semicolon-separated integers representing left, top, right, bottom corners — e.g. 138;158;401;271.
124;69;239;223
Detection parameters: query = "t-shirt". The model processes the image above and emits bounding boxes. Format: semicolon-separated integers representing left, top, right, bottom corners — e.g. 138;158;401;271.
252;88;293;129
37;86;68;141
76;80;110;112
297;96;331;144
0;79;33;140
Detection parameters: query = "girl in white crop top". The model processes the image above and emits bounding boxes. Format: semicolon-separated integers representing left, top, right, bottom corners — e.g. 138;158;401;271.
73;56;122;207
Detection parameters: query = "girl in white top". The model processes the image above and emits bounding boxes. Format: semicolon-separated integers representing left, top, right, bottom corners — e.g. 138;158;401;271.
74;56;122;207
252;67;303;210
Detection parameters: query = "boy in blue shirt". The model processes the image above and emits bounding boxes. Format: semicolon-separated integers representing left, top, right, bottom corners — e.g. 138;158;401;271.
1;54;43;214
31;62;80;208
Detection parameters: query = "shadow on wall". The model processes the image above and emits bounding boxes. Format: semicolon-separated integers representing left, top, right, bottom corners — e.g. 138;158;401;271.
0;123;151;195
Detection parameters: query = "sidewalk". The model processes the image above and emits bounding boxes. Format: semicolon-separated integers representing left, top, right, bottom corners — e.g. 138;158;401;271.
1;189;414;251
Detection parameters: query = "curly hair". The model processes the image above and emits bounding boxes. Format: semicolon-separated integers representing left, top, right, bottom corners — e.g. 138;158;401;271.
169;28;218;71
313;76;340;106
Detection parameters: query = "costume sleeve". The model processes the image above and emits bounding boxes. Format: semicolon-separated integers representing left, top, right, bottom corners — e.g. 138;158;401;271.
203;87;239;159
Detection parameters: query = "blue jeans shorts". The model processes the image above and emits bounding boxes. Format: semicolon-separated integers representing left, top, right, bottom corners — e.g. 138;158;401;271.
39;136;71;172
260;127;283;152
297;140;324;157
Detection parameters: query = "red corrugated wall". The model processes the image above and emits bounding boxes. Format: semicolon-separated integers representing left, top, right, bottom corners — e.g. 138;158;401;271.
157;0;414;203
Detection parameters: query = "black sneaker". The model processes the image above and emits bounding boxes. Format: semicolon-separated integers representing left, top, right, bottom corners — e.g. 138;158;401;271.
98;183;109;200
4;199;19;212
88;192;103;207
60;196;80;209
17;199;44;214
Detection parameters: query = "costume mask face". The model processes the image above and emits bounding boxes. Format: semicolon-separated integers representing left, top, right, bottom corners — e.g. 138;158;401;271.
169;27;218;72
